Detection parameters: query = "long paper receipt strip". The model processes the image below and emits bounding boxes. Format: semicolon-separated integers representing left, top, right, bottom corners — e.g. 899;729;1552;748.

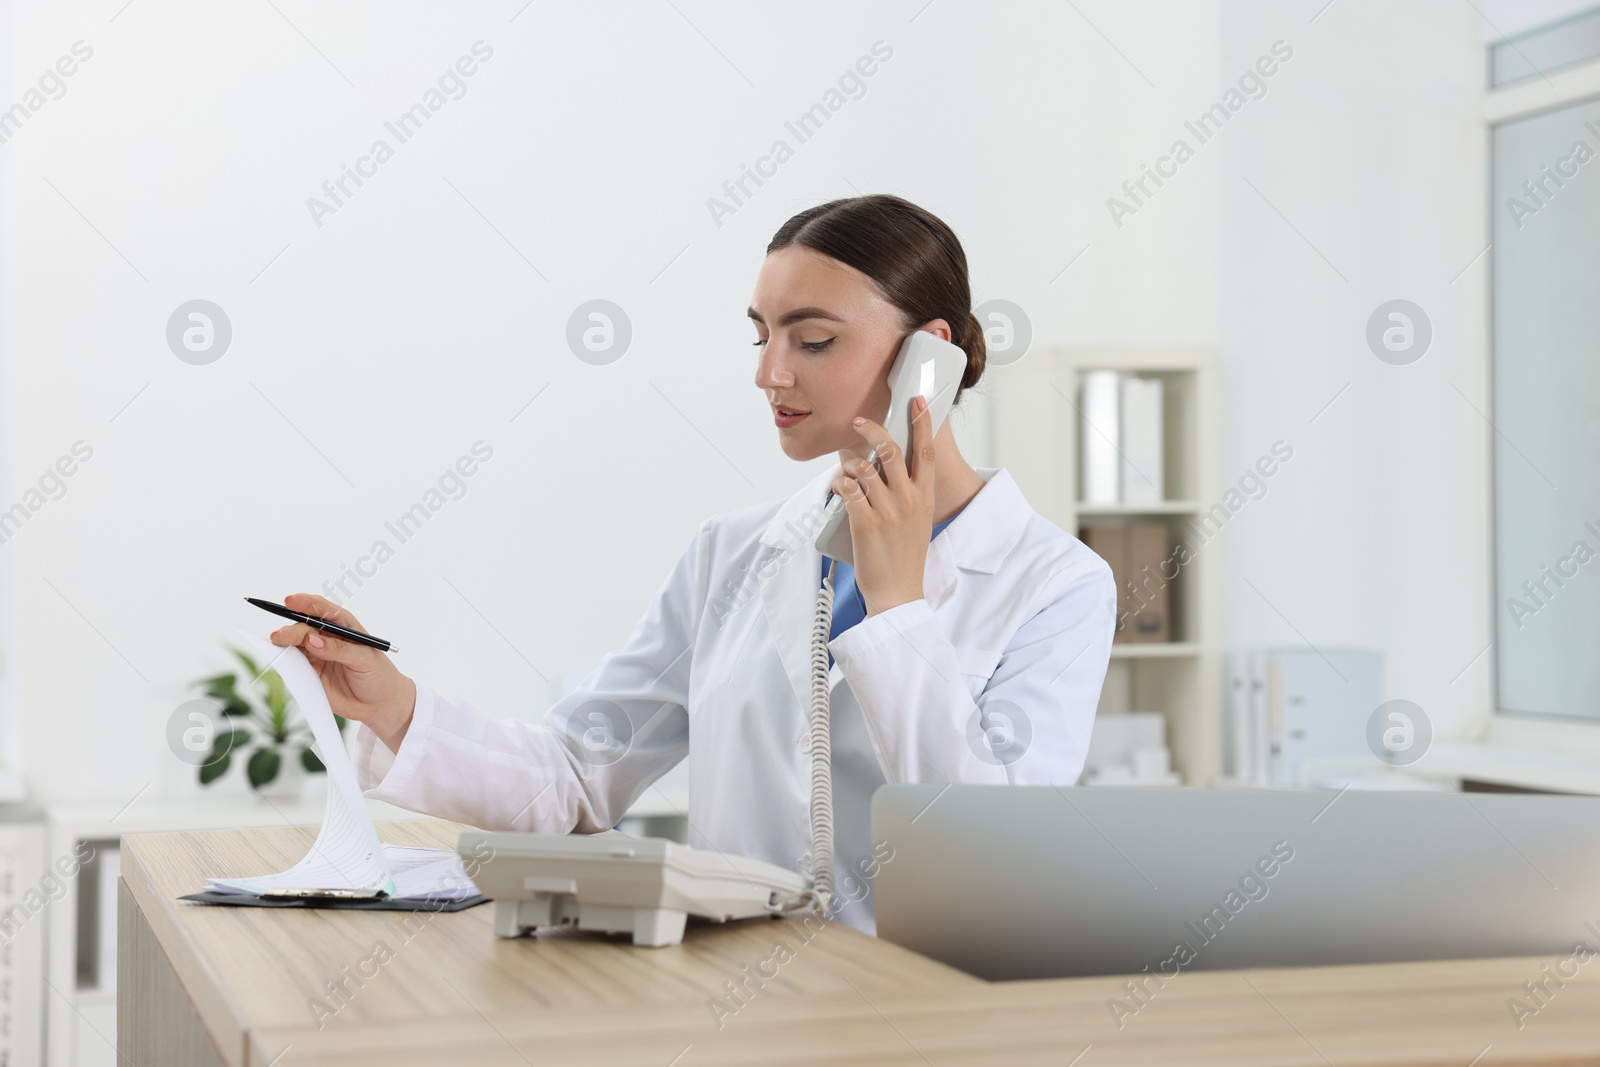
203;631;475;902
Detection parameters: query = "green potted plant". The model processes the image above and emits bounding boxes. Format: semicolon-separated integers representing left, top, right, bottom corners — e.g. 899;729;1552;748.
192;647;345;799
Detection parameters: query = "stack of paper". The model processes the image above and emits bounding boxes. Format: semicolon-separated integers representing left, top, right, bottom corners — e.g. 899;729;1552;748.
204;844;479;902
1080;711;1181;786
202;631;476;903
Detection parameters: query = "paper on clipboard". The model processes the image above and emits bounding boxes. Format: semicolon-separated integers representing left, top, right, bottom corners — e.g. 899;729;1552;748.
202;630;473;902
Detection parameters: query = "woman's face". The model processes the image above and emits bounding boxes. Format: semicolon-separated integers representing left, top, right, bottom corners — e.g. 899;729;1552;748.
749;245;943;462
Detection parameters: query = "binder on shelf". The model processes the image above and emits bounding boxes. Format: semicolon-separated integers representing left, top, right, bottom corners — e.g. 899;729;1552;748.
1077;371;1166;506
1080;370;1121;504
1079;522;1173;644
1120;376;1164;504
1225;648;1382;786
1124;522;1171;642
1225;650;1266;784
1078;524;1129;639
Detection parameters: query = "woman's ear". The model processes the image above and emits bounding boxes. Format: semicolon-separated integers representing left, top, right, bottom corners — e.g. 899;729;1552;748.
917;319;953;343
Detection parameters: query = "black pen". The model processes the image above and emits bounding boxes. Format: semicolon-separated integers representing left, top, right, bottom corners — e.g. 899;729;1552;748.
244;597;399;653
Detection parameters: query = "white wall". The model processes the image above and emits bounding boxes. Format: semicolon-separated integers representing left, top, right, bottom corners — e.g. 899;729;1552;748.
0;0;1227;805
1216;0;1492;738
3;0;1527;804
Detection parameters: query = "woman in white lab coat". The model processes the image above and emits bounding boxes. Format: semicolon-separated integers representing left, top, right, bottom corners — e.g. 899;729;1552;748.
270;194;1116;934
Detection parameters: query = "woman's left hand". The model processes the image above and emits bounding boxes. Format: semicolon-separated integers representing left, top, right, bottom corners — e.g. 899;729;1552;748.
832;394;935;616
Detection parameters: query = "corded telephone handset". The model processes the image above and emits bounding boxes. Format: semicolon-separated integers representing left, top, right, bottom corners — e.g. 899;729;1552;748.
812;330;969;567
456;331;967;947
805;329;966;914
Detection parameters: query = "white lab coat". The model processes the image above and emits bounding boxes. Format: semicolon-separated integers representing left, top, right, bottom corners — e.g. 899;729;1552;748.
351;464;1116;933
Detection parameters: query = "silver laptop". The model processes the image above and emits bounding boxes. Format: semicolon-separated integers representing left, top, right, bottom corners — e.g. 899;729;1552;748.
871;784;1600;980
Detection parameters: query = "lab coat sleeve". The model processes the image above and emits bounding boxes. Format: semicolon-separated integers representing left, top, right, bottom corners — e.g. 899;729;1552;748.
826;550;1115;786
348;524;706;833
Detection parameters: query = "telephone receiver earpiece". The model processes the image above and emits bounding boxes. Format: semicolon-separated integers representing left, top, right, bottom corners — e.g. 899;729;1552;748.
812;331;968;567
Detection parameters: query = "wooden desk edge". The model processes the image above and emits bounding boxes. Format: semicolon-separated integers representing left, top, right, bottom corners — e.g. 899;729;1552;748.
122;823;1600;1067
121;833;257;1067
116;821;974;1067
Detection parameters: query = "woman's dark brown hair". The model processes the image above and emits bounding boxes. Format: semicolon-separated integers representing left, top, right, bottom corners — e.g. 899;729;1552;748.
766;194;985;403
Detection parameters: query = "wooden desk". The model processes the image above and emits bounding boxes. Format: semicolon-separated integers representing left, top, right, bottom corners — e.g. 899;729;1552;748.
121;822;1600;1066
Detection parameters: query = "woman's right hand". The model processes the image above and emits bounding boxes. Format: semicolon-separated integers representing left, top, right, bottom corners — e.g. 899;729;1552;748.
267;593;417;754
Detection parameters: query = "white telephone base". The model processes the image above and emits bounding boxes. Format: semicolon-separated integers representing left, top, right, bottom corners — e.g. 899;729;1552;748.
458;830;811;948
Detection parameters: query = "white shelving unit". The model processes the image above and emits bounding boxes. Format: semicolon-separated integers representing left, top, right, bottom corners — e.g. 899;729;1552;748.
991;347;1223;785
